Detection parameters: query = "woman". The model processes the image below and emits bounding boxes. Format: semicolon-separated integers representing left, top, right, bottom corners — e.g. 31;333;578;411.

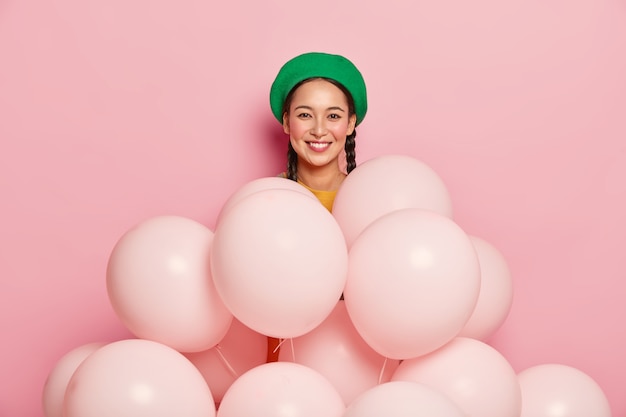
266;52;368;361
270;51;368;212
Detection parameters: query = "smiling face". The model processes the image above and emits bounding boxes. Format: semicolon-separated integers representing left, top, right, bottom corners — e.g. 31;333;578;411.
283;78;357;176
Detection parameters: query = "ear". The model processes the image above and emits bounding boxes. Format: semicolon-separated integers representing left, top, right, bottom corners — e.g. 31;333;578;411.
282;113;290;134
347;114;357;136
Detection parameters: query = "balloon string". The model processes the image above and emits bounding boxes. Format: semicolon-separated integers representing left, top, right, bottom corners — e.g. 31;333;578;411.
270;338;295;361
215;344;238;378
378;357;388;385
273;338;286;354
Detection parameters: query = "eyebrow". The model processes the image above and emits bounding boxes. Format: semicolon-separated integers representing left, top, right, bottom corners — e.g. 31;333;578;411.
294;105;346;112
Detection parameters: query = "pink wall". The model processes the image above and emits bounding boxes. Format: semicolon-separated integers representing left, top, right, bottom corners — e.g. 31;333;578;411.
1;0;625;415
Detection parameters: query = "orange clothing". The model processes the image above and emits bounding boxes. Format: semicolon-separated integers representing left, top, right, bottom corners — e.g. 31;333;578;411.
296;179;338;212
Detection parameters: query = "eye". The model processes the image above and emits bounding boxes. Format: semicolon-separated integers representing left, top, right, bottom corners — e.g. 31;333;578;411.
328;113;341;120
297;112;311;119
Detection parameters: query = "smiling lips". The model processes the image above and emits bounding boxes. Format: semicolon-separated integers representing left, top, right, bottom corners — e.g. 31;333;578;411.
307;141;331;152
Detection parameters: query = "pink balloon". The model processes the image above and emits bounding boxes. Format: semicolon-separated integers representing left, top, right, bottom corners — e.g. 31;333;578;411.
211;189;347;338
344;381;465;417
333;155;453;247
517;364;611;417
345;209;480;359
278;301;400;404
392;337;521;417
216;177;316;226
184;319;267;404
64;339;215;417
107;216;233;352
217;362;345;417
458;235;514;341
42;343;104;417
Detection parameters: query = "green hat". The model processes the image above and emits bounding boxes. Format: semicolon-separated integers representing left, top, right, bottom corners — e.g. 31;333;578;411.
270;52;368;126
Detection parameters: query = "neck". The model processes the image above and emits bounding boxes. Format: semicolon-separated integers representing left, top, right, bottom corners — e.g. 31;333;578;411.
297;163;346;191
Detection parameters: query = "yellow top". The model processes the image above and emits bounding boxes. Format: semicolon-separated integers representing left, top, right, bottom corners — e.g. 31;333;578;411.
297;179;338;212
277;173;338;212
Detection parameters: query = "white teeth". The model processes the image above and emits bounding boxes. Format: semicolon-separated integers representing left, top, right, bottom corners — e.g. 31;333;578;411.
309;142;329;149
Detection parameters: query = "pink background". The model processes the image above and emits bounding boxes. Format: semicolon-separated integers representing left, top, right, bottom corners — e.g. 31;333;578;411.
1;0;625;415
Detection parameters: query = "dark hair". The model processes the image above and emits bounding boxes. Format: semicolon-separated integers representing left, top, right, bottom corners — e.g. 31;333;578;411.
283;78;357;182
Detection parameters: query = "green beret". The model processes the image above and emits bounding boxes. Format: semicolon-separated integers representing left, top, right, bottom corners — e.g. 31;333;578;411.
270;52;368;126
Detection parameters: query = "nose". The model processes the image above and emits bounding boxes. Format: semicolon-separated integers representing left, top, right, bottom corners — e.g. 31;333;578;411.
311;119;328;138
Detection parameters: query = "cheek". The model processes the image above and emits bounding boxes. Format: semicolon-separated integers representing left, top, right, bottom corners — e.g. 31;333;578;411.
287;119;307;138
330;122;351;137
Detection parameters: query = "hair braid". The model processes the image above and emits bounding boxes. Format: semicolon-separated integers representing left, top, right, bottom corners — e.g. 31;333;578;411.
286;142;298;181
345;130;357;174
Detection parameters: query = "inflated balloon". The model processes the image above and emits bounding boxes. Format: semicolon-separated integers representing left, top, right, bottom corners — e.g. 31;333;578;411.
211;189;347;338
217;362;345;417
333;154;453;247
184;319;267;404
345;208;480;359
64;339;215;417
215;176;316;226
278;301;400;404
392;337;521;417
42;343;104;417
107;215;233;352
517;364;611;417
458;235;514;341
344;381;466;417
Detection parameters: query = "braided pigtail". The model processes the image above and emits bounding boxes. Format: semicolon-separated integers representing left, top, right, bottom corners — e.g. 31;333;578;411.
345;130;357;174
286;141;298;181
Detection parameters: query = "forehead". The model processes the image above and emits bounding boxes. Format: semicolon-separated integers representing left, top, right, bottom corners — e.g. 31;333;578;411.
290;79;349;107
